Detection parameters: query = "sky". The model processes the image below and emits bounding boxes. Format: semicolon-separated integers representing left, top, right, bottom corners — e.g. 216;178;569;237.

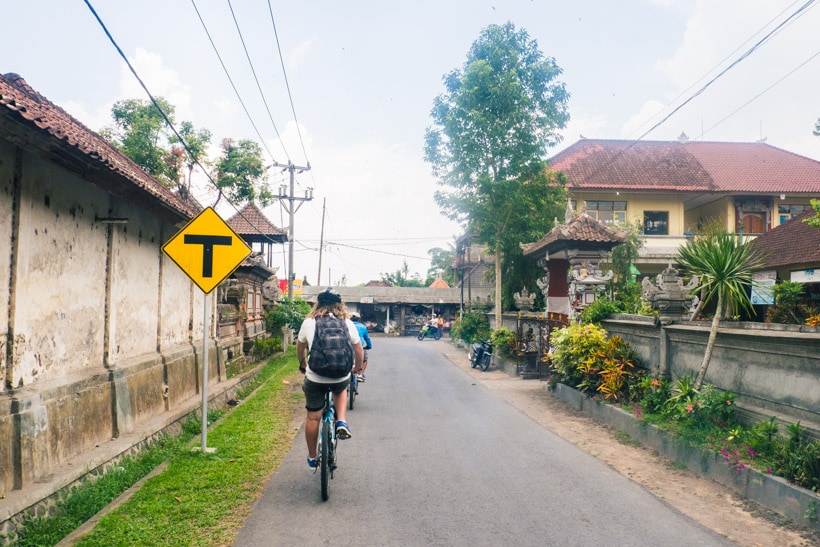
3;0;819;286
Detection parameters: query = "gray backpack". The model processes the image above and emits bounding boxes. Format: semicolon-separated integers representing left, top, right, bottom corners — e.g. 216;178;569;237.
308;316;354;378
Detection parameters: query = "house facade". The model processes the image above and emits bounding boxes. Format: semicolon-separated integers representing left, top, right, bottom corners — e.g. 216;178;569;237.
551;138;820;275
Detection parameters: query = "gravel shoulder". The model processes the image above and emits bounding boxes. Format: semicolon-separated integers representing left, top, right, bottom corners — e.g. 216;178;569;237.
436;340;820;547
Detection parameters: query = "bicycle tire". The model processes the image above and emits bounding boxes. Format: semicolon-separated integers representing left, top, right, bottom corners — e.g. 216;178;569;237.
480;353;491;372
320;420;330;501
348;378;356;410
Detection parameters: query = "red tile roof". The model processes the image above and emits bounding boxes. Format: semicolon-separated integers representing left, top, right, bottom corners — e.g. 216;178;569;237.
750;210;820;268
0;73;198;222
226;202;287;242
522;213;625;256
550;139;820;194
428;278;450;288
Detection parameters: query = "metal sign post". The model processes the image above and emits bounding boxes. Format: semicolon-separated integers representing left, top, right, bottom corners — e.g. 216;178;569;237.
161;207;251;454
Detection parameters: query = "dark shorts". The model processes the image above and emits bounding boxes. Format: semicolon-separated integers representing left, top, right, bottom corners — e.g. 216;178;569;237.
303;378;350;412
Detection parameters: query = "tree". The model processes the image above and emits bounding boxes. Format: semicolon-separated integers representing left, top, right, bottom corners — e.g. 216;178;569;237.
380;260;425;287
424;22;570;327
213;138;273;207
101;97;178;184
676;232;763;389
426;245;456;286
169;121;212;198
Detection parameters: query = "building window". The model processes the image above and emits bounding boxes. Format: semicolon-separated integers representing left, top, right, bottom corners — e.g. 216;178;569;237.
643;211;669;235
585;201;626;225
778;204;808;224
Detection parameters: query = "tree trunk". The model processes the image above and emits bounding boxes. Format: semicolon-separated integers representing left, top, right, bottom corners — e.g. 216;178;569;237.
494;246;503;330
695;293;723;389
690;287;706;320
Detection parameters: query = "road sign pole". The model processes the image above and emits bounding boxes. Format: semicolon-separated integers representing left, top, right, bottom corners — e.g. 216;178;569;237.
201;292;215;453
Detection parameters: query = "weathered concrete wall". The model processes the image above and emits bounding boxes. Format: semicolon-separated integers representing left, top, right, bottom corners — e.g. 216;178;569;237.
0;143;222;498
603;316;820;431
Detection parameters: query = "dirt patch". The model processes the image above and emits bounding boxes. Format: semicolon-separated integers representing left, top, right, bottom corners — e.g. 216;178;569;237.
439;342;820;547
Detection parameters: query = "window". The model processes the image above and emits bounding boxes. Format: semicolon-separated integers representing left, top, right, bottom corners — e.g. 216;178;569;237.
643;211;669;235
778;204;808;224
585;201;626;225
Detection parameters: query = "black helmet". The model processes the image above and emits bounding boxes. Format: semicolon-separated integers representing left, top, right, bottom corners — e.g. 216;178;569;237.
317;287;342;305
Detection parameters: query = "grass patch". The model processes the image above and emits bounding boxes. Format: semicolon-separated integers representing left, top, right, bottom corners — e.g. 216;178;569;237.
14;348;302;547
667;460;688;470
612;430;641;448
73;349;302;546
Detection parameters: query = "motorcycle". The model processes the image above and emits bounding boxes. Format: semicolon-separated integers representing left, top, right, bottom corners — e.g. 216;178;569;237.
417;323;442;340
468;340;493;371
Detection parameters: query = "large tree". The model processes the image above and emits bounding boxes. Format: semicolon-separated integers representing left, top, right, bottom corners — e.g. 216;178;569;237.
676;232;763;389
424;22;569;326
213;138;273;207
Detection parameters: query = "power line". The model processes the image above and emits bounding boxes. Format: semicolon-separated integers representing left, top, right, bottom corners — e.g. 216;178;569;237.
84;0;281;247
226;0;290;162
189;0;281;165
635;0;817;141
267;0;311;167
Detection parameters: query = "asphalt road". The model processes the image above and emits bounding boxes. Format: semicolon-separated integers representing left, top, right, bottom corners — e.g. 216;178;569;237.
234;337;731;547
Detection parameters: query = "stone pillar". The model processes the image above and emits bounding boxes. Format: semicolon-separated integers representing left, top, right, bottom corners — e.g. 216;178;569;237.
109;367;133;437
11;390;52;489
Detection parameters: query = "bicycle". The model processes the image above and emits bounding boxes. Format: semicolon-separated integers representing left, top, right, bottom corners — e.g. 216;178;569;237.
317;388;338;501
347;371;358;410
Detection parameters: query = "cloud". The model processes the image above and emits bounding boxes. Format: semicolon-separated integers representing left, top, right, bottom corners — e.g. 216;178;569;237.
119;48;193;120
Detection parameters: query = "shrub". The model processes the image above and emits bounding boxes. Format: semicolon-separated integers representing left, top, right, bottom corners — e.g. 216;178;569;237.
489;327;518;359
577;335;638;400
550;323;608;387
251;337;282;360
452;310;490;344
265;297;311;333
580;298;622;325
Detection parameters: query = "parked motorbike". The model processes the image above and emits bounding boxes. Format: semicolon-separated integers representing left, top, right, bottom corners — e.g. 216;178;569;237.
417;323;442;340
468;340;493;371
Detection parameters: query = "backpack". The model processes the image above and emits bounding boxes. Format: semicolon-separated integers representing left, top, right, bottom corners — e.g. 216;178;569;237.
308;315;354;378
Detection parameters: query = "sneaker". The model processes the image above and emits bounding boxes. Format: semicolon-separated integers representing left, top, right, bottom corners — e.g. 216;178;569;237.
335;420;352;439
357;374;365;382
307;456;318;470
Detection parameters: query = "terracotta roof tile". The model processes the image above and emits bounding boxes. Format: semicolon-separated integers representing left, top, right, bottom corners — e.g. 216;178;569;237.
0;73;198;221
226;203;287;242
522;213;626;256
428;278;450;288
750;210;820;268
550;139;820;194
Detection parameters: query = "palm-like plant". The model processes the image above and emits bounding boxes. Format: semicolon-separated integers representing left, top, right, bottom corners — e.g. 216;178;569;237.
677;231;763;389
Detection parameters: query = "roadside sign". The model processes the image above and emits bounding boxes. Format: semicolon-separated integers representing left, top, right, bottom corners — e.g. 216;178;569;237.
162;207;252;294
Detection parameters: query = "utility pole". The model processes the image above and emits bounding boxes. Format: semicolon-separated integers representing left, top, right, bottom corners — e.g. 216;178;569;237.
271;161;312;299
317;197;326;286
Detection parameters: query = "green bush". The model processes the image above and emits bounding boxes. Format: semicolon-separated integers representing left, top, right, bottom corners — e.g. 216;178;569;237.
550;323;608;387
451;310;490;344
252;337;282;360
580;298;622;325
489;326;518;359
265;297;311;333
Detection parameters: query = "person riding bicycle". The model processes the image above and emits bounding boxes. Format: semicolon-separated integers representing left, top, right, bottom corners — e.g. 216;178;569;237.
350;314;372;382
297;288;364;470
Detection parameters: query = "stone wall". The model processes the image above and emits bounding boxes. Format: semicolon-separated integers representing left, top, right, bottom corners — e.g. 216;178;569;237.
602;315;820;433
0;142;226;505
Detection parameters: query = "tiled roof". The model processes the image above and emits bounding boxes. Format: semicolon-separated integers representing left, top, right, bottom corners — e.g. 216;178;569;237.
0;73;198;222
521;213;626;256
550;139;820;194
226;202;287;242
428;278;450;288
750;210;820;268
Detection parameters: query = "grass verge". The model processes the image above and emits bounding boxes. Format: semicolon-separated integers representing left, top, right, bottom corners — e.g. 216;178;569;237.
17;348;303;547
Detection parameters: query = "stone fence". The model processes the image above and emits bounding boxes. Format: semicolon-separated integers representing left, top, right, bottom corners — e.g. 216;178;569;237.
602;315;820;436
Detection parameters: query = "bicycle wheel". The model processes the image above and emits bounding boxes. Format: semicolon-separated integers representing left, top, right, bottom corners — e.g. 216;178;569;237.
480;353;491;372
320;419;331;501
348;378;356;410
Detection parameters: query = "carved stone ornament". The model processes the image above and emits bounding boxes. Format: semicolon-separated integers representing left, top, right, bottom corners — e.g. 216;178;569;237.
514;287;536;311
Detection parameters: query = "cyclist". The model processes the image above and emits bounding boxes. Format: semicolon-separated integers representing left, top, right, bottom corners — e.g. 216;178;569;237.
297;288;364;470
350;315;372;381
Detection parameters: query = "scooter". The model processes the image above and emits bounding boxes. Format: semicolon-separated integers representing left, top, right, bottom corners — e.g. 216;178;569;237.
468;340;492;371
418;323;442;340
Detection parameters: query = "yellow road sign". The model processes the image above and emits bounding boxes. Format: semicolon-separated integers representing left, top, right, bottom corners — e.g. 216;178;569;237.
162;207;252;294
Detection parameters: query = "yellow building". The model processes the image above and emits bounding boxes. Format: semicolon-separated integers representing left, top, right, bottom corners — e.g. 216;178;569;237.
550;137;820;275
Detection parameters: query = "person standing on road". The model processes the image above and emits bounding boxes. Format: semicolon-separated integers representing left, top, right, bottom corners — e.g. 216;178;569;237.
297;288;364;470
350;315;372;381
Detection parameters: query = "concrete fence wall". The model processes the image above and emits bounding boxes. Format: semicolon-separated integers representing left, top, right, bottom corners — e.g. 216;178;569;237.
602;315;820;433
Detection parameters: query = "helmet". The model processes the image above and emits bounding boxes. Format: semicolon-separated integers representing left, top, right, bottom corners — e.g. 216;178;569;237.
317;287;342;305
